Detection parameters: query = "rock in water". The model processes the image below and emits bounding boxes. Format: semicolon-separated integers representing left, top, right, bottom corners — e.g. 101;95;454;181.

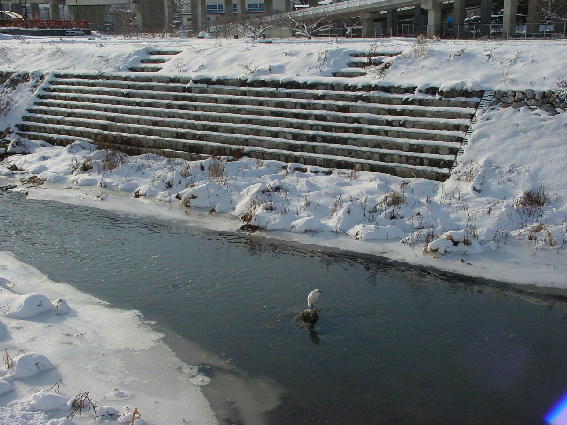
297;309;319;325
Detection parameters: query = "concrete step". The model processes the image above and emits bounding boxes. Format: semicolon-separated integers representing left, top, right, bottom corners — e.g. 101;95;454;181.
140;58;169;64
349;52;402;57
26;106;461;154
15;123;450;180
346;61;384;68
146;50;182;55
48;77;479;108
19;115;455;169
54;72;487;98
41;85;475;120
128;66;162;72
332;70;367;78
34;97;469;135
17;130;210;161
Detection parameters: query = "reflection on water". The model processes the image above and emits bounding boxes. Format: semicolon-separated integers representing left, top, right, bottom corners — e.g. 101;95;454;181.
1;191;567;425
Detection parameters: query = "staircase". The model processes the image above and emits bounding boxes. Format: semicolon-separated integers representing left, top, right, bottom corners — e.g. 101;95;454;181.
16;73;483;181
128;50;182;73
332;51;402;78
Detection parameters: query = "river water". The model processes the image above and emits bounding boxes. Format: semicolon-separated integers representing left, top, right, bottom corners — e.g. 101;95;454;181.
1;190;566;425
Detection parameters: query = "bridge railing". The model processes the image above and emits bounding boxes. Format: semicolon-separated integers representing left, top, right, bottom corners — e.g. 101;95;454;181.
394;22;567;39
264;0;402;22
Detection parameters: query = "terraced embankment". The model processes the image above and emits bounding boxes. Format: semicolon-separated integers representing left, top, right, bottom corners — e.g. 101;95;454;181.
8;71;485;181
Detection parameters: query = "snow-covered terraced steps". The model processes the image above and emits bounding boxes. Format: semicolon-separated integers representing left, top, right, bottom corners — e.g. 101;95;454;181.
128;50;182;73
17;73;483;181
334;51;402;77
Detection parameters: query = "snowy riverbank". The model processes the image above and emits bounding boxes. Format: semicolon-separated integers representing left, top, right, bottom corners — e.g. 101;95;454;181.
0;251;218;425
1;100;566;290
1;35;566;289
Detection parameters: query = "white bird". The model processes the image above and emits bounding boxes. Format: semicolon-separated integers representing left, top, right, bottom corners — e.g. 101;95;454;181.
307;289;324;310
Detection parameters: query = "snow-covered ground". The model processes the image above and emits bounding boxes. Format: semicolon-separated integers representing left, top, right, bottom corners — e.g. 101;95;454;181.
0;36;566;90
0;251;218;425
1;36;566;291
2;100;566;289
1;35;567;422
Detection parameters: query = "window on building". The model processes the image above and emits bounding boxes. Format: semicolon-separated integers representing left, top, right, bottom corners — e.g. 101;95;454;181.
206;4;224;14
247;3;264;12
232;3;238;13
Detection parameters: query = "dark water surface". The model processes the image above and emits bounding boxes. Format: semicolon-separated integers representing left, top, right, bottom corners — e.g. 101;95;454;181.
1;191;567;425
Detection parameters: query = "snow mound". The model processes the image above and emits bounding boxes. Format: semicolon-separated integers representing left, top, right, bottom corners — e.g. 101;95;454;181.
349;224;404;241
10;352;55;379
94;405;120;420
3;293;54;318
291;216;321;233
426;231;488;255
28;390;68;412
0;379;13;395
55;298;71;315
118;410;151;424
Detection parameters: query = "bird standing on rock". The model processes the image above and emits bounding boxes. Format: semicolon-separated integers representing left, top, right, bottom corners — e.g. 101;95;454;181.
307;289;324;310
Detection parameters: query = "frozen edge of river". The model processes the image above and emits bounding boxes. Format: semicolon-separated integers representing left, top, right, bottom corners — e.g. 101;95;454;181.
0;250;220;425
20;183;567;297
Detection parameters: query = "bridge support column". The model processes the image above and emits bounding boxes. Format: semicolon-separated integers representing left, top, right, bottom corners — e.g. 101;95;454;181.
224;0;232;16
453;0;465;27
413;5;423;28
191;0;204;34
360;12;375;38
386;9;397;37
421;0;442;37
503;0;517;37
31;2;40;19
49;1;61;20
479;0;490;34
527;0;538;34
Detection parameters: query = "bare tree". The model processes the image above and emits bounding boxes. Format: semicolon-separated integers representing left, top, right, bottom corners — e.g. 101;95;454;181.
537;0;567;21
104;5;137;35
343;18;361;37
237;16;272;39
286;15;333;39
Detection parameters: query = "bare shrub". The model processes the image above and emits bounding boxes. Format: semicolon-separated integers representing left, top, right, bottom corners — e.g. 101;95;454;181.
100;149;128;171
381;191;405;207
207;156;227;182
514;185;549;225
67;392;97;419
347;169;358;181
20;175;45;187
70;156;93;174
3;348;14;370
240;199;260;225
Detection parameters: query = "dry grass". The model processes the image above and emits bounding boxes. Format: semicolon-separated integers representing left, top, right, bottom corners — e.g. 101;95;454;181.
67;392;97;420
207;156;227;182
70;156;93;174
514;185;549;225
3;348;14;370
100;149;128;171
381;190;405;207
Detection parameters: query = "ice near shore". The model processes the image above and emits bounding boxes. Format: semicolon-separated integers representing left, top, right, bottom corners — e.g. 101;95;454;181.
0;252;218;425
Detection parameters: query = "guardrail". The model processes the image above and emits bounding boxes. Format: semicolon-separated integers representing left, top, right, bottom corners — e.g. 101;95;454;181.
0;19;89;29
265;0;416;21
395;22;567;39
